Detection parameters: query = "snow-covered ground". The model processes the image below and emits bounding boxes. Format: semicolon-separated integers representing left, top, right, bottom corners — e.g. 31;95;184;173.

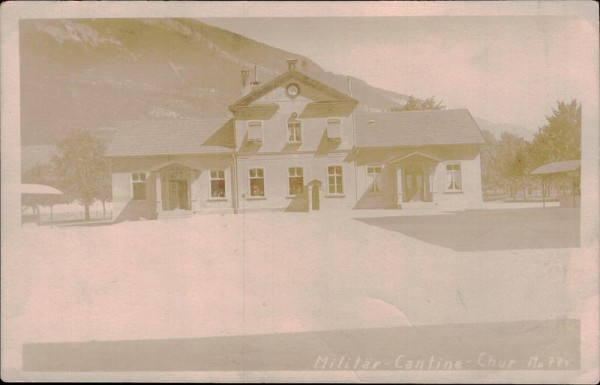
2;209;588;377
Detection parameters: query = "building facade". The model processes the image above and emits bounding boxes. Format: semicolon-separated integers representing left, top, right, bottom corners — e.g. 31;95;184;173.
106;59;485;220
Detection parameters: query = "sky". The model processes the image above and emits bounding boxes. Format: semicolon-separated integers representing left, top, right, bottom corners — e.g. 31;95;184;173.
202;15;597;134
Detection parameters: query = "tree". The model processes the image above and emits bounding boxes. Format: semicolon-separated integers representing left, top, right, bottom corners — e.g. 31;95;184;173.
392;95;446;111
479;128;502;193
528;99;581;198
529;99;581;167
97;167;112;219
53;129;110;221
496;132;531;200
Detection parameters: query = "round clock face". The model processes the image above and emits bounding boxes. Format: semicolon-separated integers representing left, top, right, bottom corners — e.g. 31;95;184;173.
286;83;300;98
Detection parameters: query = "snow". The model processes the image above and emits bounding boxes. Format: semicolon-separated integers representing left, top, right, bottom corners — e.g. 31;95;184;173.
3;209;584;374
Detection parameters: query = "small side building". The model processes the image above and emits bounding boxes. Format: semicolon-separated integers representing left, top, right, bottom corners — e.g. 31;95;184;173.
106;118;236;220
531;159;581;208
354;109;486;210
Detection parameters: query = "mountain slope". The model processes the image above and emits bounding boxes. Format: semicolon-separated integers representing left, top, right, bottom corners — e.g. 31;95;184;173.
474;118;535;141
20;18;410;146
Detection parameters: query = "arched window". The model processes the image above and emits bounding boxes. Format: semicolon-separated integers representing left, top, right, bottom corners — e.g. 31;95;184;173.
287;119;302;143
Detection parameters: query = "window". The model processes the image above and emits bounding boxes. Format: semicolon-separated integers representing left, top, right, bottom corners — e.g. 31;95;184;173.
247;121;263;143
327;166;344;194
326;118;342;140
249;168;265;197
446;162;462;191
131;172;147;200
288;167;304;196
367;164;383;193
210;170;226;198
287;120;302;143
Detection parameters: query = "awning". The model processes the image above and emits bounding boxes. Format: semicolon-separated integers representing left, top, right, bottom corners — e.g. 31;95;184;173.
21;184;64;195
531;160;581;175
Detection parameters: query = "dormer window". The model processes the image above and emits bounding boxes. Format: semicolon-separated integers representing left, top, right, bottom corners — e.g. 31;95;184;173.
326;118;342;141
287;119;302;143
247;121;263;143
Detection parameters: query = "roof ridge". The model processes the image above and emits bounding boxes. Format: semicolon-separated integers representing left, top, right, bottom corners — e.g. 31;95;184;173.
356;108;468;116
130;117;232;121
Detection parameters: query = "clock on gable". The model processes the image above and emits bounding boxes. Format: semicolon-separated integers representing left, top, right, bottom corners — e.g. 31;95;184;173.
285;83;300;98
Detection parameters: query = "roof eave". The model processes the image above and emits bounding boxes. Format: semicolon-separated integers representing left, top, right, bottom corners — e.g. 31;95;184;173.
106;149;234;158
356;141;486;150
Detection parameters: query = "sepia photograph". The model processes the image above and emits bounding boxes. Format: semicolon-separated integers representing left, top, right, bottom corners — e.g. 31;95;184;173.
1;1;598;383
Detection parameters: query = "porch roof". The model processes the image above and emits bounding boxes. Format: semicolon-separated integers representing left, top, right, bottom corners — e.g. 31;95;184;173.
355;109;486;148
106;118;235;157
21;183;64;195
388;151;443;164
531;159;581;175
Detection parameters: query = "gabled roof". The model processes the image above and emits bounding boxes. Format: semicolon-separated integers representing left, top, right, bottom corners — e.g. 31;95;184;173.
355;109;486;148
229;69;358;111
106;118;235;157
531;160;581;175
388;151;443;164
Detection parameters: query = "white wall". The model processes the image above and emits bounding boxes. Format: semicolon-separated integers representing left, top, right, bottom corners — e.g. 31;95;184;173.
236;153;357;212
109;154;234;219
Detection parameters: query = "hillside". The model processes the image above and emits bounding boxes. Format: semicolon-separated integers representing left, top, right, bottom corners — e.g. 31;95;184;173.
20;18;410;146
474;118;535;141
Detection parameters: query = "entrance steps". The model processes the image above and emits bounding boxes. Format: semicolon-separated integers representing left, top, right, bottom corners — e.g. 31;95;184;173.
157;209;193;219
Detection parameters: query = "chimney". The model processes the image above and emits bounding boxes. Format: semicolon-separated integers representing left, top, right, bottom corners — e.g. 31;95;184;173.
286;58;298;71
347;76;352;97
241;68;251;96
249;64;260;91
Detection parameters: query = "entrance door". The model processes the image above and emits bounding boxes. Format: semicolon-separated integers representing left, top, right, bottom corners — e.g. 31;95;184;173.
403;163;425;202
168;180;189;210
311;184;320;210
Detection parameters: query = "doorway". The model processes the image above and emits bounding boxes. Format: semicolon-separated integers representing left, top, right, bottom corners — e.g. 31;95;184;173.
403;163;425;202
311;184;320;210
168;179;189;210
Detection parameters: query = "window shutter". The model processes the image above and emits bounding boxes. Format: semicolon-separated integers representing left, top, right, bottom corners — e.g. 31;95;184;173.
327;119;342;140
248;122;262;143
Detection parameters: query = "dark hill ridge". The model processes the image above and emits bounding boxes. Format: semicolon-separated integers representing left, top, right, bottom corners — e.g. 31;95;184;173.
20;18;410;146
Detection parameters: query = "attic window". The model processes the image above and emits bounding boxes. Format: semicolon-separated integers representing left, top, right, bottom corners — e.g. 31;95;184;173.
247;121;263;143
288;120;302;143
326;118;342;140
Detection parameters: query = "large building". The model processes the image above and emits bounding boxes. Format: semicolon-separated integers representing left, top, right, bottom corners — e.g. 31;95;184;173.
106;59;485;220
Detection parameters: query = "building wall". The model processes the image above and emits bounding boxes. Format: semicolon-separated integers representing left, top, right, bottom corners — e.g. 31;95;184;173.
109;154;234;220
356;145;483;209
236;152;356;212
